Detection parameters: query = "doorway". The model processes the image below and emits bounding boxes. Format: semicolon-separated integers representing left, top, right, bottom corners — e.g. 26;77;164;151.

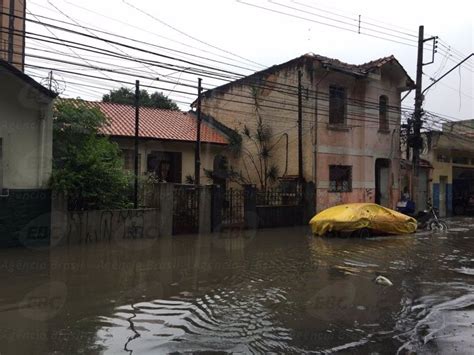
375;159;390;207
439;176;447;217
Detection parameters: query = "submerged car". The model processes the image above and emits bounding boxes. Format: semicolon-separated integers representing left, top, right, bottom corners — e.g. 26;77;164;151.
309;203;417;237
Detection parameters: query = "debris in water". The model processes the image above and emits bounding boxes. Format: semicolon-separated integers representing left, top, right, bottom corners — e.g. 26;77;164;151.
374;275;393;286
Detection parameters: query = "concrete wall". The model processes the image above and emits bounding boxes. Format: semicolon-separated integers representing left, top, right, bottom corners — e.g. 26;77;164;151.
0;0;25;70
112;137;226;184
50;184;176;246
0;70;54;189
201;57;406;210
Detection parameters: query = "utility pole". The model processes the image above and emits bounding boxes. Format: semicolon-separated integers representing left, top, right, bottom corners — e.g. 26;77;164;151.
134;80;140;209
48;71;53;91
194;78;202;186
411;25;437;209
412;25;424;177
297;70;303;182
7;0;15;64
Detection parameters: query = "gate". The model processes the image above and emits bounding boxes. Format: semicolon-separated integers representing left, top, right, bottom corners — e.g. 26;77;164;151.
172;185;199;235
222;189;245;228
211;184;311;231
256;187;303;228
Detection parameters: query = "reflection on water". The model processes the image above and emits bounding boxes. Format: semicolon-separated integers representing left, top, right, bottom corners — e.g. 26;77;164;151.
0;218;473;354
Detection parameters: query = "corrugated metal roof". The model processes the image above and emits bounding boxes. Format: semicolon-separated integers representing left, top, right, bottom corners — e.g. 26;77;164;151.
75;101;228;145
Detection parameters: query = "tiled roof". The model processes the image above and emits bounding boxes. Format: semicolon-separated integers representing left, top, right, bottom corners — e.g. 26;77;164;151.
71;101;228;145
305;53;397;75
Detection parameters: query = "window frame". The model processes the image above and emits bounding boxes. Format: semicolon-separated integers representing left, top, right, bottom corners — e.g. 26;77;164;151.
329;165;352;193
329;85;347;126
122;149;141;172
378;95;389;132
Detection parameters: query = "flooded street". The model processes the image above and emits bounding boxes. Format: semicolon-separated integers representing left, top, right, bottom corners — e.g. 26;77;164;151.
1;218;474;354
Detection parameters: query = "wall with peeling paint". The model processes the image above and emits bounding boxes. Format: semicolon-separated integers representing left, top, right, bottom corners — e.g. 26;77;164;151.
201;56;407;211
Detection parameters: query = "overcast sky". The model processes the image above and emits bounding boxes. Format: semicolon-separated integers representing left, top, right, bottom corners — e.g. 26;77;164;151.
27;0;473;120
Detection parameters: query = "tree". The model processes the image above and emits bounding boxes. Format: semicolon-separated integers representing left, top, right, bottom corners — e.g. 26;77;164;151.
102;87;179;110
205;86;280;191
50;100;132;210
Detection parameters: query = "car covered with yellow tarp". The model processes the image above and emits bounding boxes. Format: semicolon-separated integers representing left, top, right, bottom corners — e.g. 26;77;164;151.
309;203;417;237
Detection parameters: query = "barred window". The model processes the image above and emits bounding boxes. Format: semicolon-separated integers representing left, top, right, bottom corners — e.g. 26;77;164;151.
329;86;346;125
329;165;352;192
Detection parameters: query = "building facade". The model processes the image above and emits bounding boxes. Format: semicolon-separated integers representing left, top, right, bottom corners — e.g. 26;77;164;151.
199;53;414;211
420;120;474;216
0;59;56;247
0;0;26;71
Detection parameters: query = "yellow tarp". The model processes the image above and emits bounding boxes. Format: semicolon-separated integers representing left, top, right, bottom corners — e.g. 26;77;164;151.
309;203;417;236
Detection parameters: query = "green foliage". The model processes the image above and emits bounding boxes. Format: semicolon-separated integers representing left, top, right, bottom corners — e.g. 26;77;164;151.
103;87;179;110
51;101;132;210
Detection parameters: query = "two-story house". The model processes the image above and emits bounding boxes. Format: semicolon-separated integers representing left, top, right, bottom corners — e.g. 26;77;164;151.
199;53;414;211
419;119;474;216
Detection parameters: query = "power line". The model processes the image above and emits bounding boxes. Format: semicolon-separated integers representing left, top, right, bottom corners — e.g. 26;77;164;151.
291;0;418;39
22;3;262;75
236;0;418;48
268;0;419;43
120;0;265;69
4;24;416;118
29;0;263;71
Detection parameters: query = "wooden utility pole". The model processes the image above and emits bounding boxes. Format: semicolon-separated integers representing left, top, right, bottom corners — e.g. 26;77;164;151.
134;80;140;208
194;78;202;186
297;70;303;182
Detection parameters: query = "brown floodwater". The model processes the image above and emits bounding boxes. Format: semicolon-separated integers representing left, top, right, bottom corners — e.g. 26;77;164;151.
1;218;473;354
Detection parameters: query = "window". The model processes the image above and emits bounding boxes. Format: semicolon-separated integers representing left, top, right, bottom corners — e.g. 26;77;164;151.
147;151;182;183
329;165;352;192
122;149;141;172
437;154;450;163
379;95;389;131
453;157;469;165
329;86;346;125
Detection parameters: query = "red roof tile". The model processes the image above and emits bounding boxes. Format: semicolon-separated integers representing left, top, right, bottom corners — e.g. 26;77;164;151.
79;101;228;145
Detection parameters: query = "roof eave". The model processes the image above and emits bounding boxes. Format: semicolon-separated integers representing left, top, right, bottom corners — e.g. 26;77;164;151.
0;59;57;99
108;134;228;146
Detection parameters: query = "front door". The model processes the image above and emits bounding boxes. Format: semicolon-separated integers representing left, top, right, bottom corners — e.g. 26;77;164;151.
375;159;390;207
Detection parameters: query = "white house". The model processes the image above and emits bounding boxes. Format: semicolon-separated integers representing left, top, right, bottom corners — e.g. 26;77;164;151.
0;59;56;247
